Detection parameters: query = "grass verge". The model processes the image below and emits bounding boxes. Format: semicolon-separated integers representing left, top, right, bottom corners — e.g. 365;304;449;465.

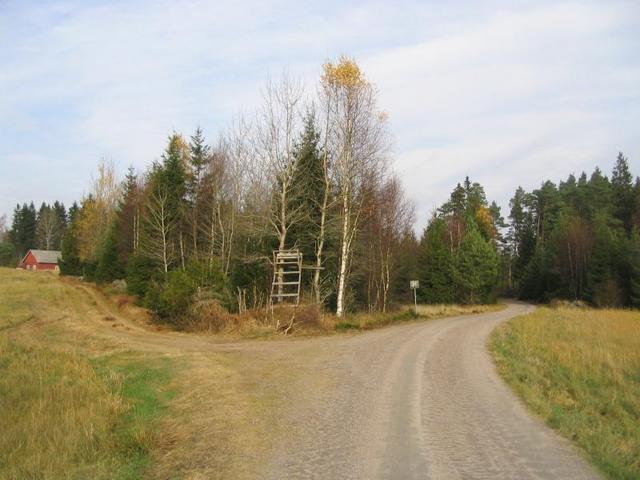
490;307;640;479
332;303;502;331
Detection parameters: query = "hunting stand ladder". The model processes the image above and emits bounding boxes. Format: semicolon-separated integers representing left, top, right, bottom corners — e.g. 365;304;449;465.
270;249;302;305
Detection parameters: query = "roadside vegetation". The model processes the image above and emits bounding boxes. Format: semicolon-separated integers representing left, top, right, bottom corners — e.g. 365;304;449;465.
332;303;502;331
491;307;640;480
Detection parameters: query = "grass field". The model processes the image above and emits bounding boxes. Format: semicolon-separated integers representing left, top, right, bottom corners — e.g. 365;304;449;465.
491;307;640;479
0;269;176;479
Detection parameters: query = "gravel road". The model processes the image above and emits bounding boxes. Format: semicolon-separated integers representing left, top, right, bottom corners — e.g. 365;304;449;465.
68;286;602;479
265;303;601;479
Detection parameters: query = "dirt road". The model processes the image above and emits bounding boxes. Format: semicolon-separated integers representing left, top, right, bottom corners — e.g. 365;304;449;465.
262;302;601;479
64;285;601;478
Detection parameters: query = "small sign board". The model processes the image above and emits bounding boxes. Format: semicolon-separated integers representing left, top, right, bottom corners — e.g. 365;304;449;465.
410;280;419;289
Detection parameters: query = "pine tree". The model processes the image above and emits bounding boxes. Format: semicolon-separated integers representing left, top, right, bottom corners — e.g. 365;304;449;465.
439;183;466;217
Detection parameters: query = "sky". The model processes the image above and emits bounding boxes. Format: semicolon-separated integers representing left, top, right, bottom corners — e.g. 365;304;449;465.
1;0;639;232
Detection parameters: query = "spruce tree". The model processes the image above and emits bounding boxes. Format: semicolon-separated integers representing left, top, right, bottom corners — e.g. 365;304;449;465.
417;217;455;303
454;227;498;303
287;112;324;262
611;152;634;232
628;229;640;307
59;224;82;275
95;222;125;283
10;202;37;257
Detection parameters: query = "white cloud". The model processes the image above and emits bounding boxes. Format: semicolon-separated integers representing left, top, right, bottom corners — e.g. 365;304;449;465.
0;0;639;233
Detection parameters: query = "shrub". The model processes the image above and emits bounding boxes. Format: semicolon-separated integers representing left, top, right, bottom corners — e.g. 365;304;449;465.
126;255;157;297
144;271;196;325
0;242;16;267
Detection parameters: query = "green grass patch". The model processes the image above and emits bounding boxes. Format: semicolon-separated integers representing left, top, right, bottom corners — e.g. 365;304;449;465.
490;307;640;479
92;354;176;479
0;339;176;479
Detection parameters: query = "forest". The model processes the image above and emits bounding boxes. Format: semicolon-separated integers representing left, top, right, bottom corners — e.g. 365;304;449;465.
1;58;638;326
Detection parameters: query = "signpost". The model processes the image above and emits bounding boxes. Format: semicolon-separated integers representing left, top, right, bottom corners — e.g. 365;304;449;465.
410;280;419;315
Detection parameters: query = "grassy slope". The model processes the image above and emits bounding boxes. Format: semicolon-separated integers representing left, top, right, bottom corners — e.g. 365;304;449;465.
0;269;175;479
490;307;640;479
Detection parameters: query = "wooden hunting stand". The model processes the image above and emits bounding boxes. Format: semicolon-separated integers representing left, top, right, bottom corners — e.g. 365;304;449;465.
270;249;303;305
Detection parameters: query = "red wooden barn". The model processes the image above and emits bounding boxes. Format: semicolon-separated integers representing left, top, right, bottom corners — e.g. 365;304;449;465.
18;249;62;271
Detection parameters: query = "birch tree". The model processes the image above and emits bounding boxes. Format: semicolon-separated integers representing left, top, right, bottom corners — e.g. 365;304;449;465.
321;57;389;316
143;186;174;275
255;73;305;252
76;161;120;262
36;204;60;250
367;176;415;312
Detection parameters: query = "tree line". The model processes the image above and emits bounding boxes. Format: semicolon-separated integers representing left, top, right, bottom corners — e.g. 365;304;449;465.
505;152;640;307
1;57;637;320
0;201;74;265
25;58;417;324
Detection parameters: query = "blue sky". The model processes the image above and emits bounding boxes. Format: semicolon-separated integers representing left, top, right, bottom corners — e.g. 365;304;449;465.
1;0;639;230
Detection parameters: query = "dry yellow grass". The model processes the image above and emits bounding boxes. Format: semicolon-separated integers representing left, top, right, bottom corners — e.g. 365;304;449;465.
491;307;640;479
325;303;503;331
0;337;124;479
0;269;175;479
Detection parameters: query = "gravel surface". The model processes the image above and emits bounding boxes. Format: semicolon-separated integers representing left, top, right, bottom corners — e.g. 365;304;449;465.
265;303;602;479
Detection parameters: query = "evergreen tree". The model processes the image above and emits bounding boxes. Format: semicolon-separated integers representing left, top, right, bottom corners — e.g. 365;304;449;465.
68;202;80;223
417;217;454;303
0;242;16;266
439;183;466;217
611;152;634;232
10;202;37;257
287;112;324;263
454;227;498;303
115;167;141;268
187;127;210;256
59;224;82;275
628;229;640;307
143;134;188;273
586;167;613;219
508;187;535;283
95;222;125;283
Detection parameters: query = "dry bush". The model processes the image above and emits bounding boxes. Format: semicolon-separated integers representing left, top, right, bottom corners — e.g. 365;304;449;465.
185;300;322;335
113;294;135;309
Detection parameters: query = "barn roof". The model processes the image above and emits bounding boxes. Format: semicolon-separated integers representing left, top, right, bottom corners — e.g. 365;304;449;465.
29;250;62;264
